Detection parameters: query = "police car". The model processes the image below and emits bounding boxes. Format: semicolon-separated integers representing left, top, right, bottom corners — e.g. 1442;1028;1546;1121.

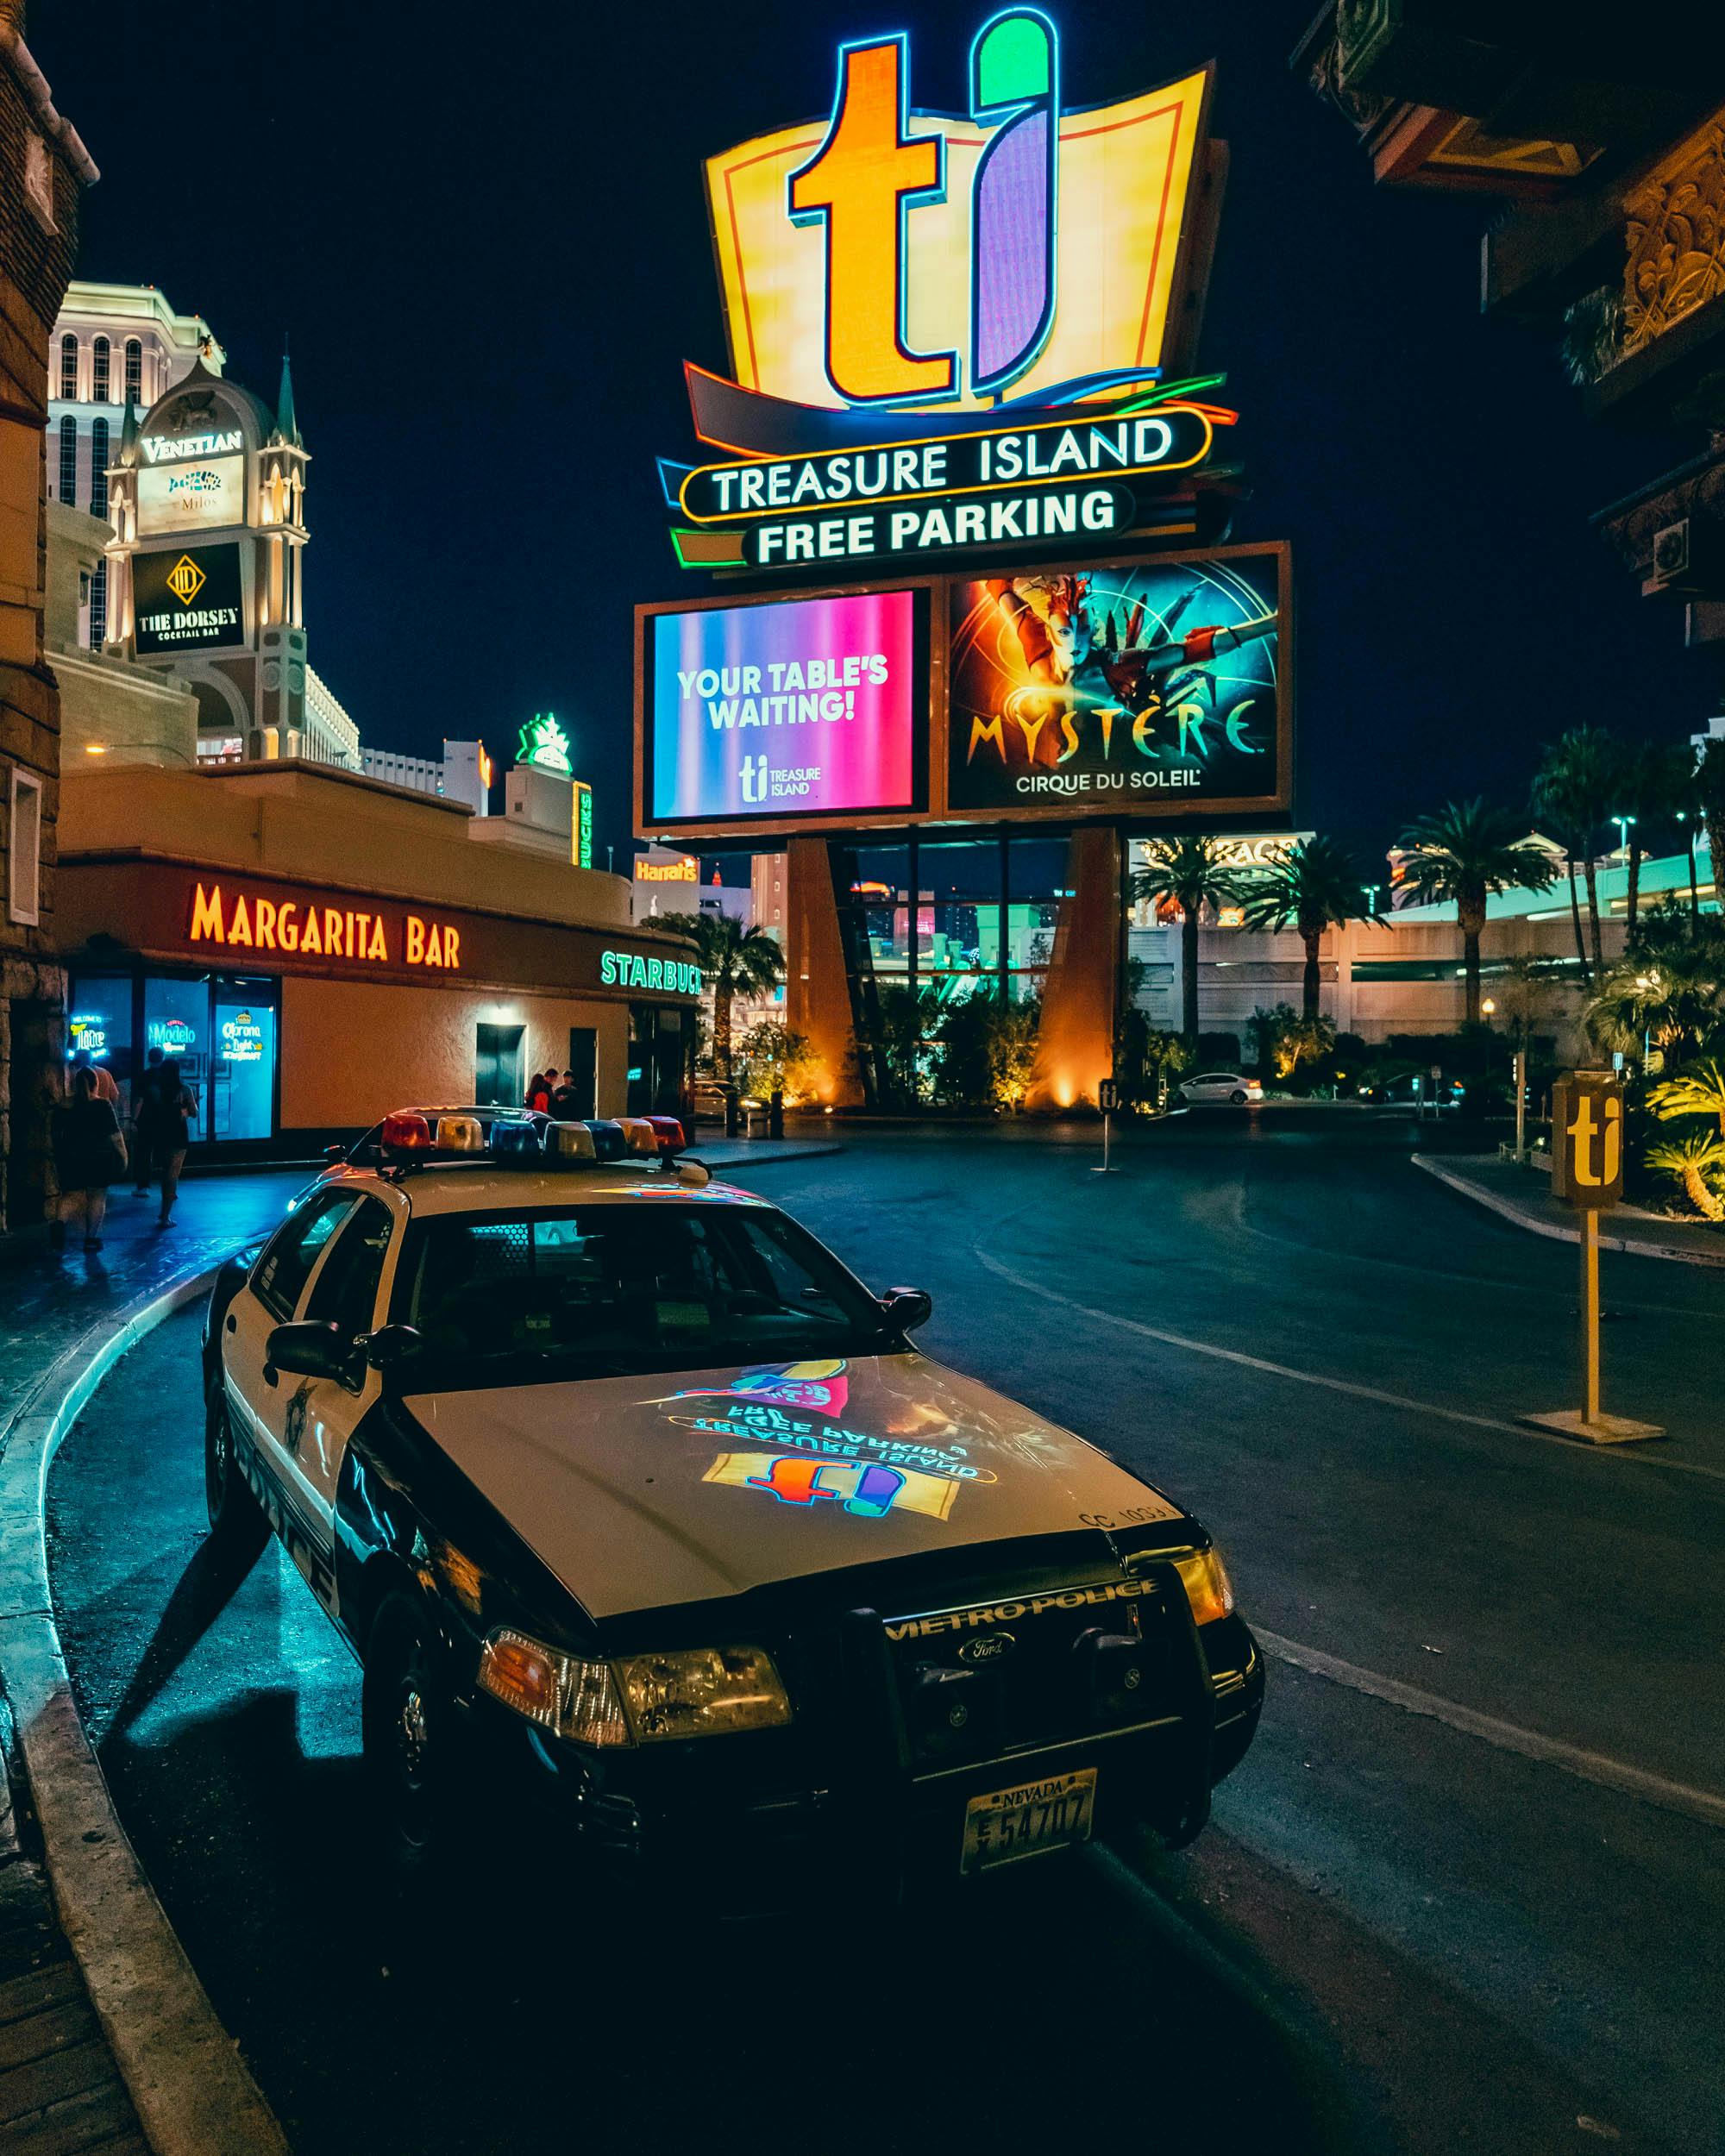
203;1107;1262;1900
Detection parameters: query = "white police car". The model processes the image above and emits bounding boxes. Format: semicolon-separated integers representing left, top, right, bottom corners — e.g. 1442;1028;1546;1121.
203;1107;1262;1901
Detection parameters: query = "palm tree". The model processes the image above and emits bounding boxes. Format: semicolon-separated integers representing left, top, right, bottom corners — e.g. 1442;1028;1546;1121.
1644;1132;1725;1222
1616;740;1690;935
1236;835;1369;1023
1647;1056;1725;1138
1394;799;1557;1025
658;910;785;1079
1586;906;1725;1066
1533;727;1621;986
1129;838;1242;1043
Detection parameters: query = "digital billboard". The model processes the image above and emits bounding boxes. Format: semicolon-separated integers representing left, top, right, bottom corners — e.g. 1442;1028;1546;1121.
945;549;1286;818
137;454;245;536
133;544;245;655
646;590;923;827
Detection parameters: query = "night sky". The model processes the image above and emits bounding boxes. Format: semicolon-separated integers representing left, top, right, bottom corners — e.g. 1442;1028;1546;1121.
38;0;1701;866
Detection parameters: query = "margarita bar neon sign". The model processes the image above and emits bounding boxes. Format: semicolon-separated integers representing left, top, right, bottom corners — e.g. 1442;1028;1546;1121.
188;881;461;969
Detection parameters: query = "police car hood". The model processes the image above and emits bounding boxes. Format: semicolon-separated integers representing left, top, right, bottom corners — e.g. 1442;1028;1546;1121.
400;1351;1186;1620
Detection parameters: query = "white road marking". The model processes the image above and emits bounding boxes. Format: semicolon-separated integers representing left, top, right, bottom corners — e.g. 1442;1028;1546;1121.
1257;1629;1725;1833
972;1248;1725;1484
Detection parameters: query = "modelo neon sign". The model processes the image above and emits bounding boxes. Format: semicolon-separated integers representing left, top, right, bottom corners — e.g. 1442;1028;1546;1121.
188;882;461;969
599;949;703;995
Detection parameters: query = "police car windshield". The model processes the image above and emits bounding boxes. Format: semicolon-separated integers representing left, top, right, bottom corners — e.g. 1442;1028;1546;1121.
390;1203;891;1386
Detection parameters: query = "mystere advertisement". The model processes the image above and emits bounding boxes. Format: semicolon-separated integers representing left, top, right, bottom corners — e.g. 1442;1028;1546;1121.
649;591;922;824
946;554;1283;815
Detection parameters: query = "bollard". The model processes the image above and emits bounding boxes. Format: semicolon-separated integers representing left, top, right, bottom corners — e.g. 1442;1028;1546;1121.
768;1088;784;1139
724;1086;741;1137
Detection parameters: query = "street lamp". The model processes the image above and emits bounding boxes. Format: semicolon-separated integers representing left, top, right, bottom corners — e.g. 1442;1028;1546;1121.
1610;813;1635;862
1361;882;1383;917
1480;998;1496;1018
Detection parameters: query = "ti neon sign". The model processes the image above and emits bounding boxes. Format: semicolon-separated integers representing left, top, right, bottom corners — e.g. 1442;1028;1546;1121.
662;14;1235;571
703;13;1210;420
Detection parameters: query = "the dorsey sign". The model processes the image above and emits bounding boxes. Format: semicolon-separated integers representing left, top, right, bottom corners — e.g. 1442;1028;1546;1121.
134;545;244;655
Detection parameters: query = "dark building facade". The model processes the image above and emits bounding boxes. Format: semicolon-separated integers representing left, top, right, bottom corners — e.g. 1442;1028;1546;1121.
1295;8;1725;698
0;6;94;1231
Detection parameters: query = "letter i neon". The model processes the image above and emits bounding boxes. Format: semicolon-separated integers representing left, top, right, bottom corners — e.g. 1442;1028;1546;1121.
969;9;1058;397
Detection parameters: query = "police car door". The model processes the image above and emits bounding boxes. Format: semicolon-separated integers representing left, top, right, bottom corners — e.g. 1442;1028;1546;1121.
226;1189;365;1592
285;1193;398;1564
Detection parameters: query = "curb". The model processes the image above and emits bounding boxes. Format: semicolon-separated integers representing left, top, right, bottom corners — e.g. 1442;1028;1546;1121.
1412;1154;1725;1269
0;1269;292;2156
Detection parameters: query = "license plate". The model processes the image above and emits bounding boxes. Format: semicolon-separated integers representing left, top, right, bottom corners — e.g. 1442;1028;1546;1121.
960;1768;1097;1876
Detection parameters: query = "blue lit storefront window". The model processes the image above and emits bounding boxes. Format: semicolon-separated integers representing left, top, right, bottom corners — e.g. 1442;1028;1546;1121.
70;969;280;1148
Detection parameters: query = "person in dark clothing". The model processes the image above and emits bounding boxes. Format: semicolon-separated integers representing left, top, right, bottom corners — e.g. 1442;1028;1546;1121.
548;1069;581;1120
50;1067;125;1252
141;1059;197;1228
132;1045;165;1194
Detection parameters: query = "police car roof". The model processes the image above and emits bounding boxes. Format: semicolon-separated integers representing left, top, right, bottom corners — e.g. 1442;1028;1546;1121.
330;1163;763;1216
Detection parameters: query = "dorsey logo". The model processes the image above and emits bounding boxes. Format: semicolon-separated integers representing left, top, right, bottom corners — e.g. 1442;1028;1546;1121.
790;12;1057;407
165;555;206;606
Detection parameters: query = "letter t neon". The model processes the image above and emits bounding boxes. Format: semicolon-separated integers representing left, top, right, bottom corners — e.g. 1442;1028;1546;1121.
788;36;957;405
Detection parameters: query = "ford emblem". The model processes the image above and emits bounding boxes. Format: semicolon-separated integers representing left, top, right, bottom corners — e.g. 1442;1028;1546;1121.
959;1632;1014;1664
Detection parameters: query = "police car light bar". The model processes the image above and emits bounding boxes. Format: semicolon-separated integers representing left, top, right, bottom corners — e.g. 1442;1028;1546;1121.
373;1107;693;1172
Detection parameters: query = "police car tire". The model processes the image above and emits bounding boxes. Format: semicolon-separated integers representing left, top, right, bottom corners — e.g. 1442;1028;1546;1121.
1230;1090;1247;1105
204;1388;268;1564
362;1594;459;1874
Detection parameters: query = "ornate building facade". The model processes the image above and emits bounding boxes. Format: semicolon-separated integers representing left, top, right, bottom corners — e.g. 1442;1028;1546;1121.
1295;7;1725;702
0;5;94;1232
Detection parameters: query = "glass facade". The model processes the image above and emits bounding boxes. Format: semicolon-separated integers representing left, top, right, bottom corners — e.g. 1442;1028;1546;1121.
826;834;1088;1104
71;970;281;1145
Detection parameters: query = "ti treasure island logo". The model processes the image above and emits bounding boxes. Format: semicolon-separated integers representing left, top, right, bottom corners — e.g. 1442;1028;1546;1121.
638;9;1290;837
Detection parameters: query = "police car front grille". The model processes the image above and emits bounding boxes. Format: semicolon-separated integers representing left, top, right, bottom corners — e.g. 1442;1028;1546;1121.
880;1576;1182;1772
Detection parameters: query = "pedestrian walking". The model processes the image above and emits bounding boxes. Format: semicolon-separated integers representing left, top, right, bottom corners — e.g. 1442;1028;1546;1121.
148;1059;197;1228
132;1045;165;1194
50;1066;127;1253
70;1046;120;1106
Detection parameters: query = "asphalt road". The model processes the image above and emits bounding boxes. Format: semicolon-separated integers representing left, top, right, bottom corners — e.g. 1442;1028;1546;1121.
46;1110;1725;2156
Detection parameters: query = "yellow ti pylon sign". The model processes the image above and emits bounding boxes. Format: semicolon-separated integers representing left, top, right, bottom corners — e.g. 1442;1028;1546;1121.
1552;1071;1625;1207
1526;1071;1661;1445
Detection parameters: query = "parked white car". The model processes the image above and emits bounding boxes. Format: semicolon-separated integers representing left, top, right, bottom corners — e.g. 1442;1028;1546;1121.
1176;1072;1264;1107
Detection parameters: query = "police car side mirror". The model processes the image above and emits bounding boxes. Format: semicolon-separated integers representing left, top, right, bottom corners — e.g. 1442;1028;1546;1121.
267;1319;352;1382
359;1323;423;1372
881;1288;932;1334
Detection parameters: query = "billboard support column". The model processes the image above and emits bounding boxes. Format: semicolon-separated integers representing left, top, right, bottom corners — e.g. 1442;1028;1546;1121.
1026;826;1120;1113
785;835;863;1107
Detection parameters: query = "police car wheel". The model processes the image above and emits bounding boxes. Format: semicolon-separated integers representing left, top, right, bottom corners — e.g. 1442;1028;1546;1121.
1230;1090;1247;1105
204;1388;268;1564
363;1595;457;1873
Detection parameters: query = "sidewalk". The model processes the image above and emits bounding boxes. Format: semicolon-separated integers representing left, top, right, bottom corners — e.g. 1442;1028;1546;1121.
0;1170;302;2156
1413;1152;1725;1269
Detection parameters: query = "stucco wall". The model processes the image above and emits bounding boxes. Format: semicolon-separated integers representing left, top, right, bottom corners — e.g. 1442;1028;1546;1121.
279;977;630;1129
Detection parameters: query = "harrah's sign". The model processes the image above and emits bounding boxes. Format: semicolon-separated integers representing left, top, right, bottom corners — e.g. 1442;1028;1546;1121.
188;881;461;969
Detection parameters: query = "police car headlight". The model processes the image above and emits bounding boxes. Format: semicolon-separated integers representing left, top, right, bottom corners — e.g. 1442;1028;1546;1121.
613;1645;792;1742
1174;1547;1235;1627
477;1629;630;1749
